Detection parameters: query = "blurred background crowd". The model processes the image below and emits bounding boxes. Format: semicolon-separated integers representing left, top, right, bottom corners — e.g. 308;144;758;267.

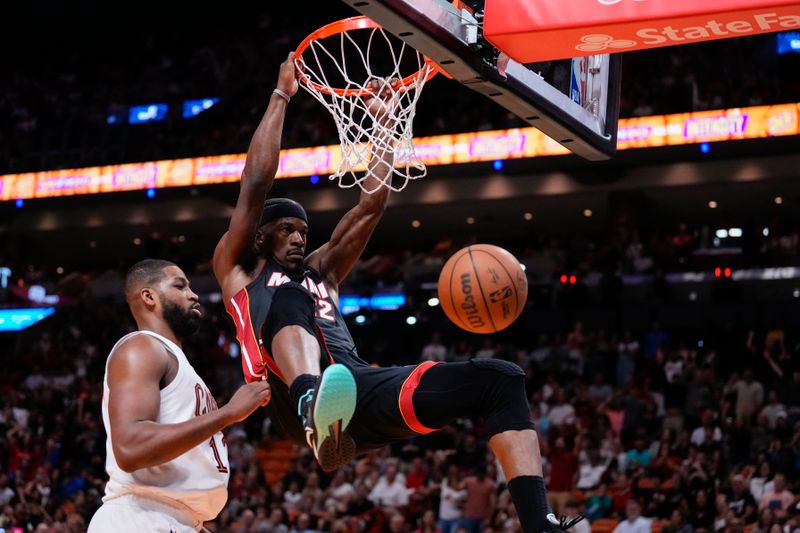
0;259;798;532
2;1;800;532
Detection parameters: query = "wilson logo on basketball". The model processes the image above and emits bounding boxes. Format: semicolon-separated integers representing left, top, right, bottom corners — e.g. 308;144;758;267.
489;286;513;303
459;273;486;329
575;34;637;52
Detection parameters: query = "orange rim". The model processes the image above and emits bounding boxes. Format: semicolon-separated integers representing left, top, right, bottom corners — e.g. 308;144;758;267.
294;16;440;97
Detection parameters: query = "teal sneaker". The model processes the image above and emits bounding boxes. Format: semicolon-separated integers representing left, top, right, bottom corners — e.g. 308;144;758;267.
299;364;357;471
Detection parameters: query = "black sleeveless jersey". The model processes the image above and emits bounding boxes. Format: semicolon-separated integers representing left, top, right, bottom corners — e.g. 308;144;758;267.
225;258;368;443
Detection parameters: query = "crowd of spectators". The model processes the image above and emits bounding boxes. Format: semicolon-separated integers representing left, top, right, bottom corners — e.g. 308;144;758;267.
3;213;799;312
2;3;798;174
0;268;798;532
339;218;800;298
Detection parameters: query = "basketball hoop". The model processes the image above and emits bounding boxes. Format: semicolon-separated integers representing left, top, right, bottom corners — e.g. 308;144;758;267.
294;16;440;193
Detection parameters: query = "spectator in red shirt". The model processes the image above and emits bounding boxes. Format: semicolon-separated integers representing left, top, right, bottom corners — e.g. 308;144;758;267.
460;465;496;533
406;457;429;491
612;473;634;516
548;437;577;515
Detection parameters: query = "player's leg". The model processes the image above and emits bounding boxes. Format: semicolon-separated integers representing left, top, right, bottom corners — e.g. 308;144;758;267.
265;282;356;470
411;359;580;533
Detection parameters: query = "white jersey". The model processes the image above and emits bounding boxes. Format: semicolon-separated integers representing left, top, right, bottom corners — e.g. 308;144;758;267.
101;330;229;524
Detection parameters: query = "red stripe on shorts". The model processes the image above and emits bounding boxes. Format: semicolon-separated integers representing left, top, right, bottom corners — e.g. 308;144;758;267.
398;361;441;434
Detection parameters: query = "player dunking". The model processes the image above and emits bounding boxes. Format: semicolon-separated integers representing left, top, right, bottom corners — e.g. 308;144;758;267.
212;54;580;533
88;260;270;533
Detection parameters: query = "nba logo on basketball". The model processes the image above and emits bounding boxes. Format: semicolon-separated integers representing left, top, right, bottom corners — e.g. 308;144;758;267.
489;286;513;304
438;244;528;334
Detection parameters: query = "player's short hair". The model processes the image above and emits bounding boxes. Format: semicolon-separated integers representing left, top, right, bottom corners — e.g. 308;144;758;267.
124;259;176;298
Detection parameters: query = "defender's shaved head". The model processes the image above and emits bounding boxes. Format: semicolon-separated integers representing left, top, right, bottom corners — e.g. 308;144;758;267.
124;259;177;301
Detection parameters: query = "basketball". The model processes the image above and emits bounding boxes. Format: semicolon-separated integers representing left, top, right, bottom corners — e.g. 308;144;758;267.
437;244;528;334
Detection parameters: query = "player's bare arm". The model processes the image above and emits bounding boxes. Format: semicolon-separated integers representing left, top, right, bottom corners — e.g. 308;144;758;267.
305;89;396;292
107;334;270;472
213;52;299;301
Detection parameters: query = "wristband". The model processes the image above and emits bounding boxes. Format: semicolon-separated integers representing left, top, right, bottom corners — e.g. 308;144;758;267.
273;88;291;103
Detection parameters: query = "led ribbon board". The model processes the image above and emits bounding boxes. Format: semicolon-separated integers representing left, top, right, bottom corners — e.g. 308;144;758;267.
1;103;798;202
339;294;407;315
0;308;56;332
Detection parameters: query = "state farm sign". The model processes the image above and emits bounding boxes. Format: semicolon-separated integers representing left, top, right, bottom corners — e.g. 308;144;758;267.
484;0;800;63
636;11;798;45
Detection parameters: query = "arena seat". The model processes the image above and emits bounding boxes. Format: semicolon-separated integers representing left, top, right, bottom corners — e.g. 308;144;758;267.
591;518;619;533
257;439;298;486
652;519;669;533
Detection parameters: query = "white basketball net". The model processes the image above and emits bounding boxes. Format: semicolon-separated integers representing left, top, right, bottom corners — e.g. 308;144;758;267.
296;26;436;194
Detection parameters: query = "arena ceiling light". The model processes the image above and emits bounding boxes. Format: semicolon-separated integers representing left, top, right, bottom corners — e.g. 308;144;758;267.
182;98;220;119
717;227;743;238
128;103;168;124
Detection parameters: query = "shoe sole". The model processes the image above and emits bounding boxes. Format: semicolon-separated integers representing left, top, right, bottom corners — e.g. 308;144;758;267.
312;364;357;472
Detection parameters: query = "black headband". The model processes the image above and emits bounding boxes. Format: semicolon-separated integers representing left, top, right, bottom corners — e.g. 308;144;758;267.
259;198;308;227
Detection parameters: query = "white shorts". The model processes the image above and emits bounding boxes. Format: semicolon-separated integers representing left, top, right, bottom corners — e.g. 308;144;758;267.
88;494;204;532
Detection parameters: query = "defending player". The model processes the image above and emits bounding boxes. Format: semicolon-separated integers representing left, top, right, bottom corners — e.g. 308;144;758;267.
88;260;270;532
